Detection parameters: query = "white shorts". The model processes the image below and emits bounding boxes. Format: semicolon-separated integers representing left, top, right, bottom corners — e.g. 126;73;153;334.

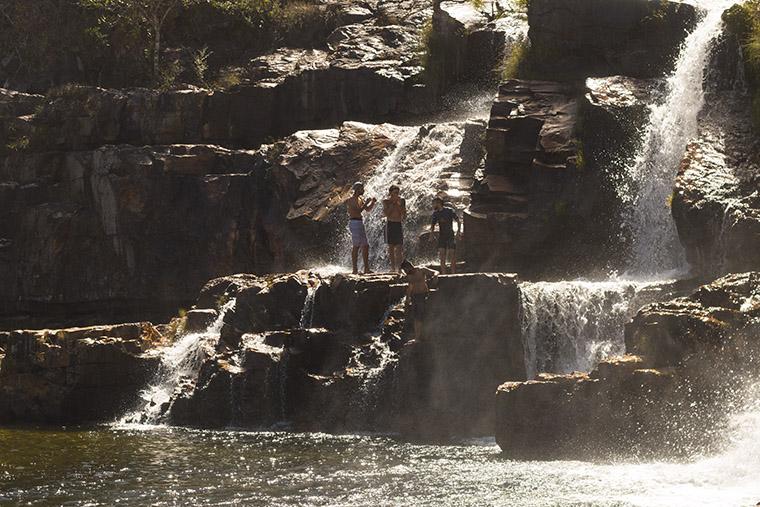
349;219;369;247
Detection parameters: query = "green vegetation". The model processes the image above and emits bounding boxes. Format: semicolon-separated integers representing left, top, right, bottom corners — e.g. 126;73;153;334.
0;0;341;92
501;39;529;79
723;1;760;128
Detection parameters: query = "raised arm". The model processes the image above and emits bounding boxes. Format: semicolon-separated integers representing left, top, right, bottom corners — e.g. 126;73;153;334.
364;197;377;212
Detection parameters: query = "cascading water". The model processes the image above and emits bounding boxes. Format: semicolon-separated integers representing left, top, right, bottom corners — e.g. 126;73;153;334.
119;299;236;424
342;123;467;269
298;280;320;329
626;2;735;277
518;2;739;379
518;280;656;379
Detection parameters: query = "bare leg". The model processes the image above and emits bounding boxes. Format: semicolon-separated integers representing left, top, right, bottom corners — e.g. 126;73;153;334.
414;320;422;341
388;245;396;273
450;248;457;274
362;245;371;273
352;246;359;274
394;244;403;272
439;248;447;274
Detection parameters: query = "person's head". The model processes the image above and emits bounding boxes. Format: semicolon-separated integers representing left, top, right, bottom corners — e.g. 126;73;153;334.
352;182;365;196
432;197;444;211
400;260;415;274
389;184;400;197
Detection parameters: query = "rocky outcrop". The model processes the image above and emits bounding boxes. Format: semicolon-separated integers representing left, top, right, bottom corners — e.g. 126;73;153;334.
496;273;760;458
396;273;524;439
125;271;527;438
1;120;481;329
465;77;655;275
527;0;698;79
430;1;528;91
0;322;162;423
673;54;760;276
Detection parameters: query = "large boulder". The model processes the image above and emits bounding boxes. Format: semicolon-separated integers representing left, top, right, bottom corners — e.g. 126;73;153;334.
527;0;698;79
0;322;162;423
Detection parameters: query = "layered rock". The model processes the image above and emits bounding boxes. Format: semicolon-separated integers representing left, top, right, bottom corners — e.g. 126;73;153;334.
496;272;760;458
430;0;528;91
0;322;162;423
1;120;482;329
465;77;655;275
527;0;698;79
124;271;526;438
672;47;760;276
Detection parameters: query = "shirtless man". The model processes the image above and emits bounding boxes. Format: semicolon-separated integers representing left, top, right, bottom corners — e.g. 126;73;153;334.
401;260;436;341
382;185;407;273
347;182;377;274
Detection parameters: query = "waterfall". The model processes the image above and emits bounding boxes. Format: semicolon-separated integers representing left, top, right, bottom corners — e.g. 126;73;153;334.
343;123;466;269
298;280;320;329
518;281;655;379
626;2;735;276
118;299;237;424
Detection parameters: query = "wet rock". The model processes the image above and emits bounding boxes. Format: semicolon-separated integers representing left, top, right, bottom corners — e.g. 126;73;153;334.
0;323;161;423
673;90;760;277
626;272;760;367
184;309;218;333
527;0;698;79
4;121;476;328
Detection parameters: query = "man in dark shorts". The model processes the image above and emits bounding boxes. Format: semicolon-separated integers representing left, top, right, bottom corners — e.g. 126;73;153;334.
401;260;435;341
430;197;461;274
382;184;406;273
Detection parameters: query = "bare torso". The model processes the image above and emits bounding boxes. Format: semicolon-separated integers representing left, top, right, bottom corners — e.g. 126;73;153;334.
347;196;365;219
383;197;406;223
407;269;429;295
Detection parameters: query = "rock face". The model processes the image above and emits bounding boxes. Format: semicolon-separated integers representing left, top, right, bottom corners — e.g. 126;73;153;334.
430;1;528;91
672;50;760;277
0;322;161;423
496;273;760;458
465;77;654;275
1;121;481;329
527;0;698;79
128;271;526;439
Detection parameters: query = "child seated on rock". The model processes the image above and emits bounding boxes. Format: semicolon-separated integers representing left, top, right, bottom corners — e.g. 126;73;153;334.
400;260;436;341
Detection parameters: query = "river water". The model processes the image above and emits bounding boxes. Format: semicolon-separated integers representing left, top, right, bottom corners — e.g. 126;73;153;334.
2;426;759;506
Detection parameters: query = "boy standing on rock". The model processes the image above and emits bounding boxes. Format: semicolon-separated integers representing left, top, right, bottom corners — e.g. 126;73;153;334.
347;181;376;274
382;184;407;273
430;197;461;274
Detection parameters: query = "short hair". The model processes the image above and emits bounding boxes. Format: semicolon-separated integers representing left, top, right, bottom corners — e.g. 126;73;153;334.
433;197;444;205
400;260;414;273
389;184;400;193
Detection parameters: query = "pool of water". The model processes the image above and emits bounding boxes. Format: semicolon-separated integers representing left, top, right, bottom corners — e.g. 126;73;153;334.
2;426;759;506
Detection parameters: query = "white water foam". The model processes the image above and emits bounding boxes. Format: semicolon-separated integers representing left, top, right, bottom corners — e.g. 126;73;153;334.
118;299;237;425
518;280;658;379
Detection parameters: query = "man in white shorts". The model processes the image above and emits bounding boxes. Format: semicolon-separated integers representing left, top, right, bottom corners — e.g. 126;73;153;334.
347;182;376;274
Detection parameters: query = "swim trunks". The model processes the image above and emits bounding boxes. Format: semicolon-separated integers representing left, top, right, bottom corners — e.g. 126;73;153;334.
385;221;403;245
349;219;369;247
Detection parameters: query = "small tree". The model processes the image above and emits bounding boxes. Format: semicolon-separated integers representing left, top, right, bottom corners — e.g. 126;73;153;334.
80;0;195;78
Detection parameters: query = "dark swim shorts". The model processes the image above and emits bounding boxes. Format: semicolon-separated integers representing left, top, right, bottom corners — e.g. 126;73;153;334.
386;221;403;245
437;231;456;250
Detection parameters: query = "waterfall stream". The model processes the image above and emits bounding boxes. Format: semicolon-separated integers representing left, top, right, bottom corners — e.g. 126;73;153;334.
118;299;237;425
342;123;467;269
518;3;737;378
625;2;734;277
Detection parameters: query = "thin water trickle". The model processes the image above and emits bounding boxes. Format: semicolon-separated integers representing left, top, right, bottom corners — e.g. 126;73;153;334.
118;299;237;425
